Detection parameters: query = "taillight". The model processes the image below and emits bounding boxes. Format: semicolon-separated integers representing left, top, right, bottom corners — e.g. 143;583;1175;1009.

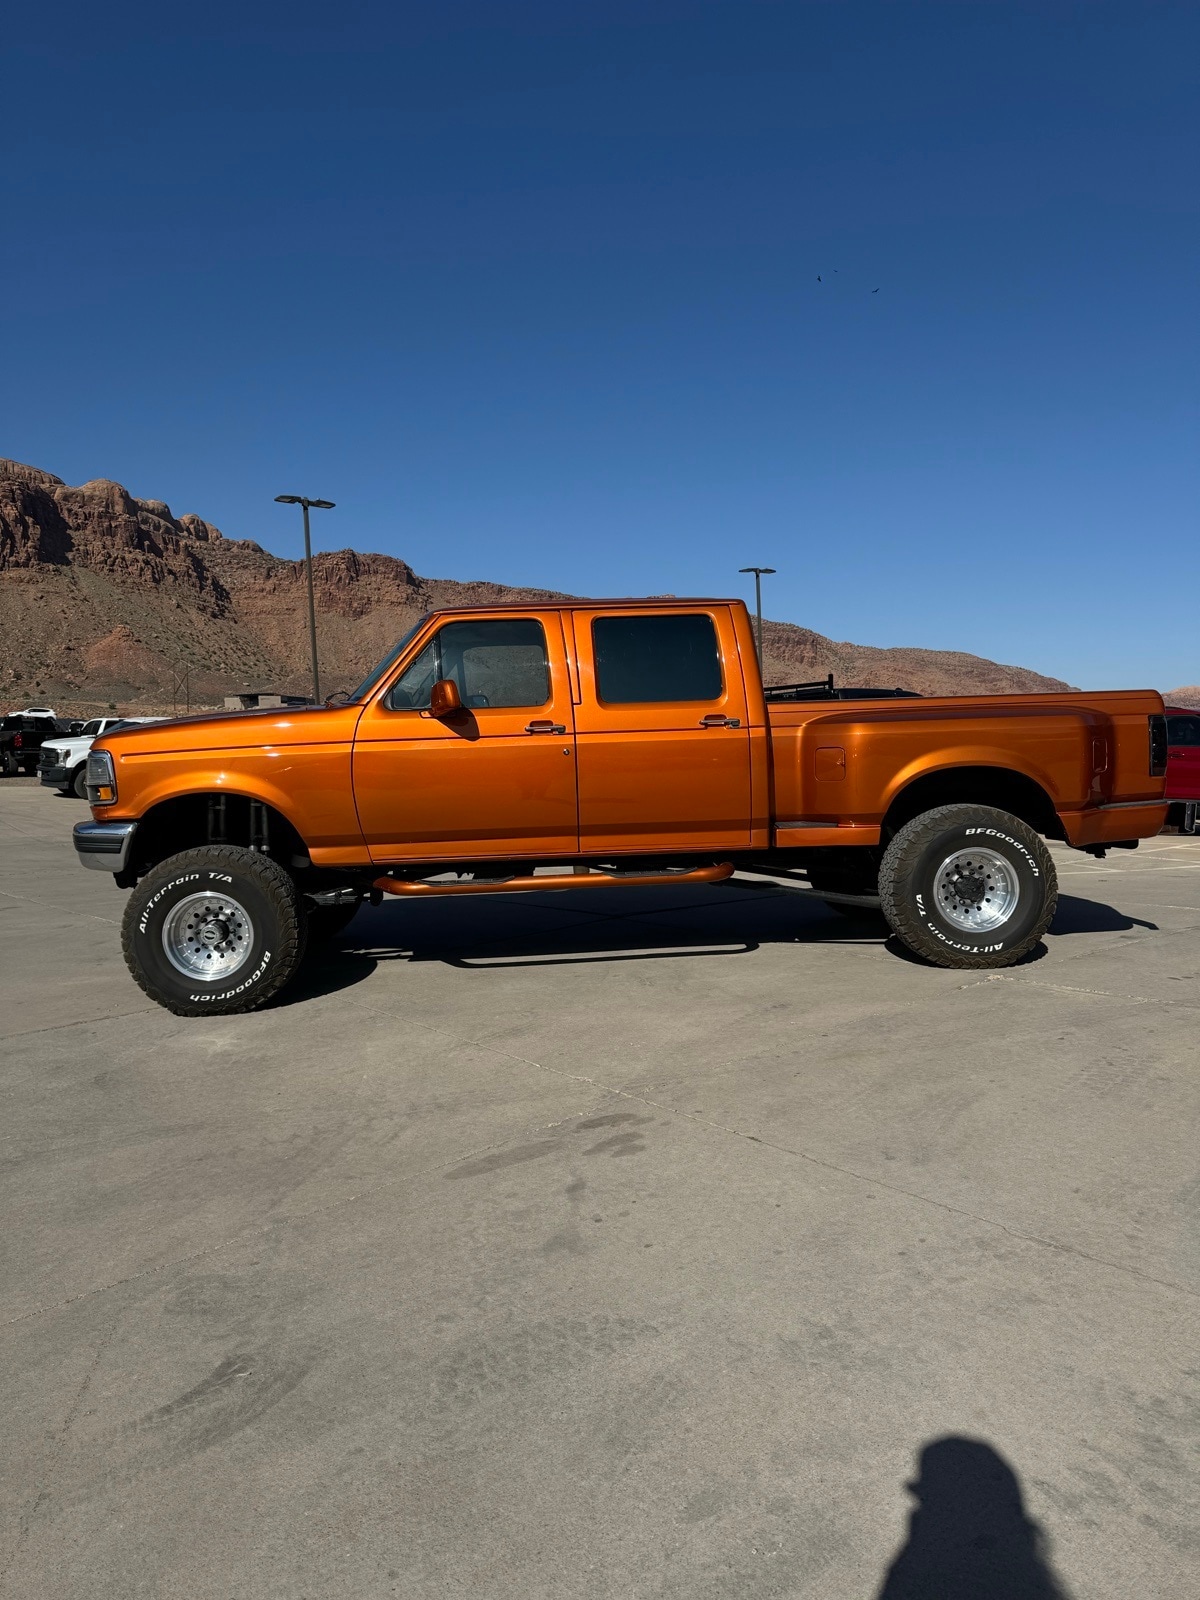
13;734;22;749
1149;714;1168;777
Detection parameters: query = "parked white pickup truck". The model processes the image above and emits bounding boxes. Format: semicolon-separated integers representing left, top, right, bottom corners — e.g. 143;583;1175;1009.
39;719;160;797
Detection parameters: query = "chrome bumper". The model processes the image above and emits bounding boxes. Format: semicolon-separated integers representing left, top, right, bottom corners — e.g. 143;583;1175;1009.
74;820;137;873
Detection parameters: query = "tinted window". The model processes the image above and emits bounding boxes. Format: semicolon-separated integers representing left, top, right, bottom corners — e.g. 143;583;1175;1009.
592;614;723;704
83;720;104;735
387;618;550;710
1168;715;1200;747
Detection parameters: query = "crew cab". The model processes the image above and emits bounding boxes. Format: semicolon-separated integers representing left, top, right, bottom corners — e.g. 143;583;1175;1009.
72;599;1169;1014
39;718;159;798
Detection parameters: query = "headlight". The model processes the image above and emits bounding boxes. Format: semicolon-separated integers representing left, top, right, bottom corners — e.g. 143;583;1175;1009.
85;749;117;805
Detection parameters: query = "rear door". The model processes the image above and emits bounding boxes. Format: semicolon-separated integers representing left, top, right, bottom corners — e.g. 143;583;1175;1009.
573;606;753;853
353;612;578;862
1166;712;1200;799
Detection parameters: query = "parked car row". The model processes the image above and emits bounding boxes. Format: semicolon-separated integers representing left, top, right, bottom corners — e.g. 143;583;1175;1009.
0;709;162;788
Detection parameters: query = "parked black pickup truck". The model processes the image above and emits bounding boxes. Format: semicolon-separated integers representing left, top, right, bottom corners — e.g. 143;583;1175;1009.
0;713;66;776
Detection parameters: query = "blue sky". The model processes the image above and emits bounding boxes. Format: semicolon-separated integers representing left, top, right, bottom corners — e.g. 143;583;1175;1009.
3;1;1197;688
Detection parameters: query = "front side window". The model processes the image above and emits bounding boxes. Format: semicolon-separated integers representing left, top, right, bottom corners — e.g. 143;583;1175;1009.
348;618;428;704
1168;715;1200;747
83;720;104;735
386;618;550;710
592;613;723;704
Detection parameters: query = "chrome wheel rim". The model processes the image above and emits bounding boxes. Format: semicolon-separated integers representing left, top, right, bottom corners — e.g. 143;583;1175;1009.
162;891;254;980
933;847;1020;933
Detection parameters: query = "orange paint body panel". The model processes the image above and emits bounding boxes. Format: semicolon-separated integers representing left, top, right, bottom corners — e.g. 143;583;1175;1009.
571;603;763;853
352;610;579;863
94;599;1167;869
102;704;370;862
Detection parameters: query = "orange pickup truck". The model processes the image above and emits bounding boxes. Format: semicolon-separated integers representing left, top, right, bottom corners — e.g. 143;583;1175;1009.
73;598;1169;1014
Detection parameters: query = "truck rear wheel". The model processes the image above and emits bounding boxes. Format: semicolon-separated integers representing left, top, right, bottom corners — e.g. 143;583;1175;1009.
120;846;307;1016
878;804;1057;969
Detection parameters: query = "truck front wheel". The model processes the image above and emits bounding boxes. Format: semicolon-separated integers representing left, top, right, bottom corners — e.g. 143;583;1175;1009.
120;846;308;1016
878;804;1057;969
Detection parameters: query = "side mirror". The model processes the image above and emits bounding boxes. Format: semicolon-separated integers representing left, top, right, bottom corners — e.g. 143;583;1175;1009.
428;678;464;719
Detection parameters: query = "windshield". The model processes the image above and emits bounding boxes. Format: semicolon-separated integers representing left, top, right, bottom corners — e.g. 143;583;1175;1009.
343;618;429;704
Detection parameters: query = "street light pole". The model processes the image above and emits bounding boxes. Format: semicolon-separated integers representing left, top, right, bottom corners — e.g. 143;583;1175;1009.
275;495;335;703
739;566;776;667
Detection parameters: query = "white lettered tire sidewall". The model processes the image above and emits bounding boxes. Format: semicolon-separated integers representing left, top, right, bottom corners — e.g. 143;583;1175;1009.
879;805;1058;969
120;846;307;1016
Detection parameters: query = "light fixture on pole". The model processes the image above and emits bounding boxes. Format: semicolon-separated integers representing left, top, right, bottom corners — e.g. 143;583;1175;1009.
275;495;335;703
738;567;776;666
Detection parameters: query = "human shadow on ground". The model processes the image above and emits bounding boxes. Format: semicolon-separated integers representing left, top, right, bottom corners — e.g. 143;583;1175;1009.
876;1437;1073;1599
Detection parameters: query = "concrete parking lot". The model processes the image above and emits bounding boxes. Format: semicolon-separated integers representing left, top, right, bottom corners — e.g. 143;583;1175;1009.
2;777;1198;1599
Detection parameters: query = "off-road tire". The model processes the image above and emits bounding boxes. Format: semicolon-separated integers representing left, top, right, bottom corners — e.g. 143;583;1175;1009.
879;804;1057;969
71;765;88;799
305;899;363;949
0;751;17;777
121;846;307;1016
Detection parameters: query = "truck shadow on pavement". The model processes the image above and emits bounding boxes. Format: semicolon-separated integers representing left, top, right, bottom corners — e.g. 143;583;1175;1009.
875;1436;1073;1599
1047;893;1157;936
278;883;1156;1003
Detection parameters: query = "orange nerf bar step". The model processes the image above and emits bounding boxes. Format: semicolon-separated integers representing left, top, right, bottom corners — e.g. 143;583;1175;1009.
373;862;735;897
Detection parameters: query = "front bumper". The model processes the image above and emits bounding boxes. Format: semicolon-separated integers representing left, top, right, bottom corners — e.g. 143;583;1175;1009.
74;820;137;873
39;763;70;787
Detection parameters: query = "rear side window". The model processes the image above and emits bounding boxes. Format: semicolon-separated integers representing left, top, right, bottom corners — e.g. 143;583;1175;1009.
592;614;723;704
387;618;550;710
1168;715;1200;747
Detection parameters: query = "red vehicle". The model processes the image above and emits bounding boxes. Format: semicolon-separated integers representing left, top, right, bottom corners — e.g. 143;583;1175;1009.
1165;706;1200;833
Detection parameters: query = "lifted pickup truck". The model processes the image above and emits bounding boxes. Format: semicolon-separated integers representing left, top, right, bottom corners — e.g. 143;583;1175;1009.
73;598;1168;1014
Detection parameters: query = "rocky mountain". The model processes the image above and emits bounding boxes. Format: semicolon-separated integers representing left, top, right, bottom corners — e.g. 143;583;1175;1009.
1165;687;1200;709
1;457;1074;712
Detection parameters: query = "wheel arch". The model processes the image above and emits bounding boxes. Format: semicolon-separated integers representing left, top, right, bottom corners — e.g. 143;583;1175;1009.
882;764;1064;841
129;791;310;877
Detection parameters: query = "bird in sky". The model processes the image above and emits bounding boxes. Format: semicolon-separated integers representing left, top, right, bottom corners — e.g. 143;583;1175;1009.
817;275;822;282
872;287;880;293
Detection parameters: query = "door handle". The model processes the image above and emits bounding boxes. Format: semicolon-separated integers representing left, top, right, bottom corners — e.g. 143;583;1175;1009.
526;720;566;735
699;714;740;728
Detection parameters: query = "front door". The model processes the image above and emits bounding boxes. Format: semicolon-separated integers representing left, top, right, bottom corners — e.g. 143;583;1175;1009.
573;607;753;853
353;613;578;862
